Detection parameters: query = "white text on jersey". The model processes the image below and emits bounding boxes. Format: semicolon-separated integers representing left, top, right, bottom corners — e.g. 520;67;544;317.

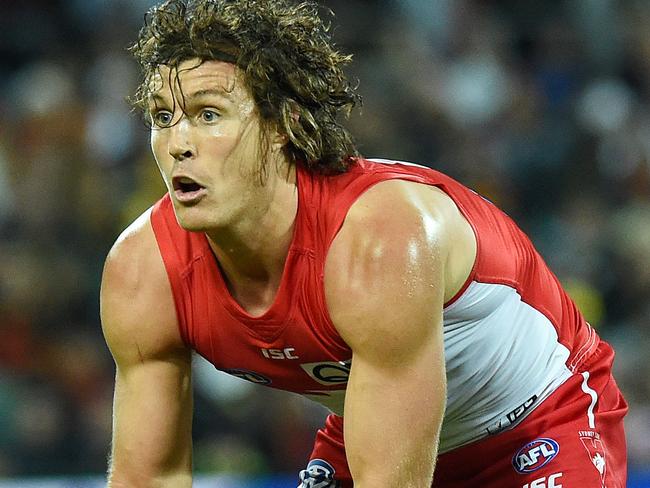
261;347;299;360
522;472;563;488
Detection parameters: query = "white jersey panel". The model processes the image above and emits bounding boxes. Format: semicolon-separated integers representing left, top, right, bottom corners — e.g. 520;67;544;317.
439;281;572;453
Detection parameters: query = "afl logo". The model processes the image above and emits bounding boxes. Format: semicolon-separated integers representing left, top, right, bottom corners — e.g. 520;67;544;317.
512;438;560;474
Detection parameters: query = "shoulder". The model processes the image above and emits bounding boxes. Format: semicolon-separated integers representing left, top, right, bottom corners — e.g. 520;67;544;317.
101;207;185;364
102;207;162;298
324;178;457;281
323;180;466;347
325;178;474;294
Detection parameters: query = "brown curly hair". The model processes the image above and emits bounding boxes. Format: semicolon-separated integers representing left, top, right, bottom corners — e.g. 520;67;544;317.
130;0;360;174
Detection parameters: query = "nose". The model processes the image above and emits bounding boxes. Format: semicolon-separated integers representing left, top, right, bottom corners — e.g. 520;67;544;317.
168;118;196;161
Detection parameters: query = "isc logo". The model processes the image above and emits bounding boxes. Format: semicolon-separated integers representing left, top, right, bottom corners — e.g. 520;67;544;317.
512;438;560;474
261;347;299;360
522;472;563;488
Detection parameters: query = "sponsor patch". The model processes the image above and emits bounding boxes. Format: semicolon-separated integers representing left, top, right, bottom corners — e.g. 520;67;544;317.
222;368;271;385
298;458;340;488
512;438;560;474
301;360;351;385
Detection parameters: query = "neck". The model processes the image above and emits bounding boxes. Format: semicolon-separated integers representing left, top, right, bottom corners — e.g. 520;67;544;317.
206;163;298;290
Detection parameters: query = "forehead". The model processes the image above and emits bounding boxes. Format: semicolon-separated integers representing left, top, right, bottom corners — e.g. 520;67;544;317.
149;59;245;100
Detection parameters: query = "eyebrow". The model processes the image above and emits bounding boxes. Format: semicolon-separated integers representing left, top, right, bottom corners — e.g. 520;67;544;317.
148;88;234;106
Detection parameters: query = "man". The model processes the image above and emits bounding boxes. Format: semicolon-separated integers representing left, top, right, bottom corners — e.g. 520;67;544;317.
100;0;628;486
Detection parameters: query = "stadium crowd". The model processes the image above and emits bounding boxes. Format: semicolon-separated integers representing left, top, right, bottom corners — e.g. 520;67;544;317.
0;0;648;478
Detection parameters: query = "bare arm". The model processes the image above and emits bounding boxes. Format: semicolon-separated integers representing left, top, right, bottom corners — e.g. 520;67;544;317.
325;181;472;487
101;210;193;487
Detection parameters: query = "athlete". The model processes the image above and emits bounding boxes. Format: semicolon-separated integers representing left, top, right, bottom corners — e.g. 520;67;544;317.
100;1;628;487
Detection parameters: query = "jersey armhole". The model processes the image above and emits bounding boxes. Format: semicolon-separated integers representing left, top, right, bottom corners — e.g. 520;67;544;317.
436;182;481;309
150;197;192;347
314;174;455;351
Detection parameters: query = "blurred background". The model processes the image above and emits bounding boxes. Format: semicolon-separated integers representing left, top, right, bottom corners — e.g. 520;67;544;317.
0;0;648;485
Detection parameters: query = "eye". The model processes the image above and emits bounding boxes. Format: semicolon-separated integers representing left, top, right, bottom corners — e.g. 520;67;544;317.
152;110;173;127
200;109;219;123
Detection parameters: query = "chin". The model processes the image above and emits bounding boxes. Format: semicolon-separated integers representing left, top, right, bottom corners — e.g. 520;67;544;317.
177;220;210;233
172;207;215;233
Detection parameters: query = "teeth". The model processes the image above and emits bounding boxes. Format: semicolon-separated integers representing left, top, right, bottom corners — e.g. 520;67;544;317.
178;177;195;184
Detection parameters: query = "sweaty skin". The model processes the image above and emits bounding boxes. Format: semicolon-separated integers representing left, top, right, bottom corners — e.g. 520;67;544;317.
325;180;476;486
101;210;192;487
101;59;477;487
149;60;298;314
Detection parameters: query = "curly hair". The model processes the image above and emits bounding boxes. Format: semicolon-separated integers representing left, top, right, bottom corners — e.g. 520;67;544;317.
130;0;360;174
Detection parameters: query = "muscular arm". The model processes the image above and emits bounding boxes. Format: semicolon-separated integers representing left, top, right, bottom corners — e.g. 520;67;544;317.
101;210;193;487
325;181;473;487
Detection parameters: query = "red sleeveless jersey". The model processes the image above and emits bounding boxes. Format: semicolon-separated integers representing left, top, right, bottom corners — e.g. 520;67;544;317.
150;158;599;449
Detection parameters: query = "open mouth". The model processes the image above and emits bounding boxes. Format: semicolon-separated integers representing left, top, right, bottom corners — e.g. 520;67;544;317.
172;176;207;202
173;176;203;192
